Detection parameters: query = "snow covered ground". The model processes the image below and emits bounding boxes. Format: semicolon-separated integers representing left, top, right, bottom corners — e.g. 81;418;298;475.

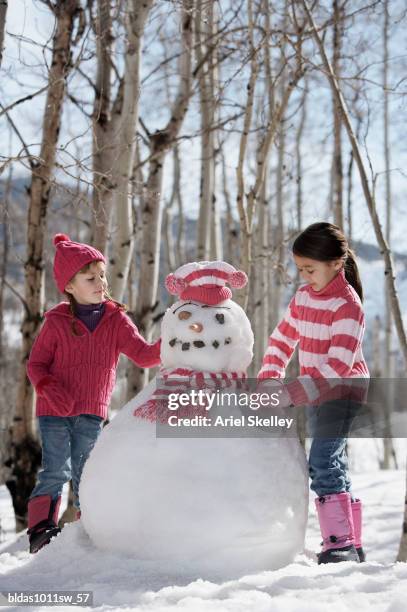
1;445;407;612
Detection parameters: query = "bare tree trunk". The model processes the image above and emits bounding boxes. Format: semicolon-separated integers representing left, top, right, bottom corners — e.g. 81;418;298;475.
256;0;274;349
255;177;269;373
268;169;279;332
209;13;222;262
163;148;180;276
126;0;193;399
296;78;307;231
0;135;12;488
0;157;11;359
0;0;7;68
301;0;407;367
381;351;397;470
220;146;238;265
383;0;392;379
235;0;259;305
210;179;223;260
164;145;185;274
109;0;154;301
272;117;286;331
346;89;363;244
375;358;395;470
129;138;144;311
174;148;186;267
372;315;382;377
9;0;81;531
380;0;397;472
273;22;289;324
196;0;218;260
91;0;115;254
397;471;407;561
332;0;344;228
127;256;135;312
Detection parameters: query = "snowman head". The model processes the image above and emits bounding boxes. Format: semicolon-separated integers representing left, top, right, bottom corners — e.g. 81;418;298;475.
161;262;253;372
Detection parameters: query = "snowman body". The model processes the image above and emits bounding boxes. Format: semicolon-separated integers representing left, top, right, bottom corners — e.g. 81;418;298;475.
80;296;309;578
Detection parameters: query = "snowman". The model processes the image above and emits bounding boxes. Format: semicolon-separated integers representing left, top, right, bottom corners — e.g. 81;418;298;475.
80;262;309;578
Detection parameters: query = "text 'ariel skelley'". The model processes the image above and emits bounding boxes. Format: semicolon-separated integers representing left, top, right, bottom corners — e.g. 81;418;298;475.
167;414;294;429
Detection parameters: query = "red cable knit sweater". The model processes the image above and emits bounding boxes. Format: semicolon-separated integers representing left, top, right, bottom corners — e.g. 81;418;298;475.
258;269;369;406
27;300;161;419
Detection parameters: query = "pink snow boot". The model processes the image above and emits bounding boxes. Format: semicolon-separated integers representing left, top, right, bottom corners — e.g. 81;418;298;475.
351;498;365;562
27;495;62;554
315;492;360;564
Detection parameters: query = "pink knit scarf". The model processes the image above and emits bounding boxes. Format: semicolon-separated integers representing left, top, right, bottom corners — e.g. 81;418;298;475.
133;367;246;423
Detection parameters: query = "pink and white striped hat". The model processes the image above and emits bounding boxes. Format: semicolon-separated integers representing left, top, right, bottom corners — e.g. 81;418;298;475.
165;261;248;305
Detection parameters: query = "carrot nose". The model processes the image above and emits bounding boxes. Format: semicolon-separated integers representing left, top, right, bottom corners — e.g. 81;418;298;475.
189;323;203;333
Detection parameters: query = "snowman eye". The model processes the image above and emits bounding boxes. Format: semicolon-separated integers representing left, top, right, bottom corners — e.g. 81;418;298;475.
215;313;225;324
178;310;192;320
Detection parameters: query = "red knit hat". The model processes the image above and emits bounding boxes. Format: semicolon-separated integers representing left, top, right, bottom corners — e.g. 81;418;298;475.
53;233;105;293
165;261;248;305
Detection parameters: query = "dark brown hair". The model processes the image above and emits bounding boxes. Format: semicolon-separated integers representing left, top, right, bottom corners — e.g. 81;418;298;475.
64;261;127;336
292;222;363;302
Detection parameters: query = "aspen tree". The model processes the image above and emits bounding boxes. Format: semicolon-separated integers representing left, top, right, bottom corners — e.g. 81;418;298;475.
11;0;83;530
0;0;7;68
108;0;154;301
331;0;344;228
196;0;218;260
91;0;116;254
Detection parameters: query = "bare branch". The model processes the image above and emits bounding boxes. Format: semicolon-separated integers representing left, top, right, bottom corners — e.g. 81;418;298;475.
0;85;50;119
0;102;34;168
3;279;29;316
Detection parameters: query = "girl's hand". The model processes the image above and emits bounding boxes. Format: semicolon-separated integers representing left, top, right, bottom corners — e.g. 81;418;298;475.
256;379;294;409
256;377;283;393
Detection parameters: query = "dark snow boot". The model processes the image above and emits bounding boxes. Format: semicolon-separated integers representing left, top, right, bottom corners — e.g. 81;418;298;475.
27;495;62;554
351;498;366;562
318;544;360;564
315;492;360;565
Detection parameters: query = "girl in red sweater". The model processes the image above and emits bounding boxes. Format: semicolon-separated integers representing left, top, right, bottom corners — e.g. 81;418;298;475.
258;222;369;565
26;234;161;553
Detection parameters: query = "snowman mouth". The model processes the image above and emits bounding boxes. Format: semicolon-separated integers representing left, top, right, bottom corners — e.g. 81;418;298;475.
168;337;232;351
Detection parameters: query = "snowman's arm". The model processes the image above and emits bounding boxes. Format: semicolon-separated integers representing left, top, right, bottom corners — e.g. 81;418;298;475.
27;320;75;413
118;314;161;368
258;296;299;379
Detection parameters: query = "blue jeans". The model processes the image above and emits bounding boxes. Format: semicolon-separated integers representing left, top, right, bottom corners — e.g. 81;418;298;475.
30;415;103;510
308;437;351;496
307;400;360;497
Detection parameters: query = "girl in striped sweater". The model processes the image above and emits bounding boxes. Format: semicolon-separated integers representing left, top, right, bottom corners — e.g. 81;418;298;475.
258;222;369;565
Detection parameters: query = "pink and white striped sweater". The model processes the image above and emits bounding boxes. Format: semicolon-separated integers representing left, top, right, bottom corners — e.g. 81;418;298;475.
258;269;369;407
